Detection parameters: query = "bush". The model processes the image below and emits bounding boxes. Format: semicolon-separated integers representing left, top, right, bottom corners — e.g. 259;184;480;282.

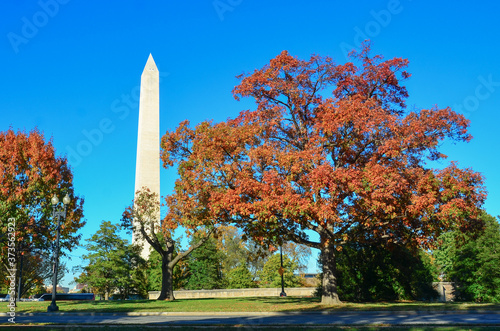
316;243;438;302
226;264;257;289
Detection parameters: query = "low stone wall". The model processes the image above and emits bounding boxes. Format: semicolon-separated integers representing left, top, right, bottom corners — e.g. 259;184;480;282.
150;283;455;301
149;287;315;300
433;282;455;302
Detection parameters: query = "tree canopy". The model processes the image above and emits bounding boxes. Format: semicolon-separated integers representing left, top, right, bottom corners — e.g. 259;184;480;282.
76;221;145;300
226;264;257;289
259;253;301;288
161;43;486;304
0;128;85;252
184;236;223;290
0;128;85;300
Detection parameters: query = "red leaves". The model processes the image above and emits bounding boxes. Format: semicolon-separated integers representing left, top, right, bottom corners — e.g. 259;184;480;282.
343;42;410;110
0;128;85;256
161;43;486;252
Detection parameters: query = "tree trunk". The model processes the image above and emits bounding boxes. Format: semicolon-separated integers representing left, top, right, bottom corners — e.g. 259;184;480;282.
157;254;174;300
321;243;342;305
17;253;23;301
152;232;211;300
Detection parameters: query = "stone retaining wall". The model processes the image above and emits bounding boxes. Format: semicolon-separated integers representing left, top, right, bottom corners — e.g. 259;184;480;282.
149;287;315;300
150;283;455;301
433;282;455;302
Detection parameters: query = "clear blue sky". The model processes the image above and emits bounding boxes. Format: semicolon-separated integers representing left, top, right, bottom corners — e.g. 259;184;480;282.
1;1;499;288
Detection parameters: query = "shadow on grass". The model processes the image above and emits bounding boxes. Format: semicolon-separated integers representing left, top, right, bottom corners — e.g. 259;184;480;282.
280;300;500;312
238;296;319;303
16;296;500;314
228;296;500;312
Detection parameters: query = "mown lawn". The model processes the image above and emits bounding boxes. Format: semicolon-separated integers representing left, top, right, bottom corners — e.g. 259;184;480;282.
6;296;500;313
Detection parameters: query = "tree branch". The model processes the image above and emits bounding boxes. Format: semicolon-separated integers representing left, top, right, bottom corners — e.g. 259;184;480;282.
286;231;321;249
169;228;215;267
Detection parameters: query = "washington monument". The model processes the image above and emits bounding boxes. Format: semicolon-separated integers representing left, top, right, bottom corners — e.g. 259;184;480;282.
133;54;160;259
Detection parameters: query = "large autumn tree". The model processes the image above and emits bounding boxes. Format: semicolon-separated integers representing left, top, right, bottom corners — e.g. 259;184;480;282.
0;128;85;298
161;44;486;304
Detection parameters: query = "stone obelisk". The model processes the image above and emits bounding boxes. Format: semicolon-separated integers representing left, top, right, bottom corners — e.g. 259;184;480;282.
133;54;160;259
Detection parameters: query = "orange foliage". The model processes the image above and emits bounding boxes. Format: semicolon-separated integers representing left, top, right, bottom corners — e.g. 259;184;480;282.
161;43;486;254
0;128;85;259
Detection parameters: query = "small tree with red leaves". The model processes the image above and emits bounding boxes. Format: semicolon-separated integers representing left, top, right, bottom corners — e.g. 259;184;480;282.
0;128;85;299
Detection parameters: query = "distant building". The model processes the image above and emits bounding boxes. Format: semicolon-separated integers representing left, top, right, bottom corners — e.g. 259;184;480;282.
46;285;69;294
69;283;87;293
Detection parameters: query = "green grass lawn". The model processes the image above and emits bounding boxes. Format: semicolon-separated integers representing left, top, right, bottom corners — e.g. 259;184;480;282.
6;297;500;313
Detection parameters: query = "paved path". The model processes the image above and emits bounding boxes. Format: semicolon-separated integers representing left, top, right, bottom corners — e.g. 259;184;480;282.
5;311;500;326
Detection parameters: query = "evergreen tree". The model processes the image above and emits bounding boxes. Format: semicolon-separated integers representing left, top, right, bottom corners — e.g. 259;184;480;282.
435;213;500;302
76;221;145;299
226;264;257;289
185;236;223;290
